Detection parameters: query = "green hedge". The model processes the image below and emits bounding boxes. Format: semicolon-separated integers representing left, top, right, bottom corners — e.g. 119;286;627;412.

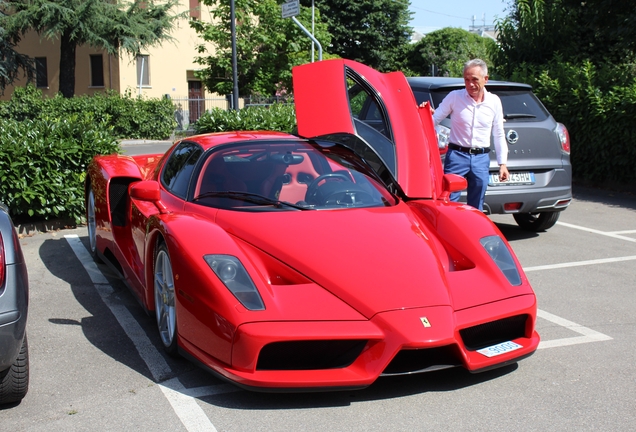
0;85;177;223
0;114;119;223
509;60;636;186
194;103;296;134
1;85;176;140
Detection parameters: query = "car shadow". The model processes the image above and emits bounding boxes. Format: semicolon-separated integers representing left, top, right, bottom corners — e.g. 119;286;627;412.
572;185;636;211
38;235;196;383
201;363;519;408
492;220;540;242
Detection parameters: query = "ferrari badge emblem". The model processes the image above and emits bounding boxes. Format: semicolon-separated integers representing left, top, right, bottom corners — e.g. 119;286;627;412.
420;317;431;328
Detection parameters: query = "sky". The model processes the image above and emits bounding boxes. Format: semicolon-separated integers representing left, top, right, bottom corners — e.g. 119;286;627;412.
408;0;512;33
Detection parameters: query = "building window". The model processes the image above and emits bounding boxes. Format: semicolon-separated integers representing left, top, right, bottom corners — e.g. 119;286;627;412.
90;54;105;87
136;55;150;87
35;57;48;88
189;0;200;19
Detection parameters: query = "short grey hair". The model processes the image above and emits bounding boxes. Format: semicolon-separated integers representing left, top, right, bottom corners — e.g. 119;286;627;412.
464;59;488;77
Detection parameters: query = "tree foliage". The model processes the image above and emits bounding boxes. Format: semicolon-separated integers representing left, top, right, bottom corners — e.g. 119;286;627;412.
0;0;34;93
300;0;412;72
192;0;332;96
494;0;636;187
495;0;636;76
405;27;498;78
2;0;183;98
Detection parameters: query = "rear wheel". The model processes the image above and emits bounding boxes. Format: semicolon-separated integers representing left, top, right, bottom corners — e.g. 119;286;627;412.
513;211;561;232
86;187;102;263
154;242;178;355
0;334;29;405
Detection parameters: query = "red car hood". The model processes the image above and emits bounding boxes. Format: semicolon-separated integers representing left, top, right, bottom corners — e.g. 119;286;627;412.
215;205;452;319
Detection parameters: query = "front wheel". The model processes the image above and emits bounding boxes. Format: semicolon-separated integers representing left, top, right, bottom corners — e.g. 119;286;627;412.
0;334;29;405
154;243;178;355
513;211;561;232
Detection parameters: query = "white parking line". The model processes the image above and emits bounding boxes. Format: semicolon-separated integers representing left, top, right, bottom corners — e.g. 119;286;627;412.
537;309;613;349
524;255;636;272
65;234;223;432
556;221;636;242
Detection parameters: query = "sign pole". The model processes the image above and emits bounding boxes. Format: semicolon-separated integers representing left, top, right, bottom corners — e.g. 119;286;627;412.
230;0;239;111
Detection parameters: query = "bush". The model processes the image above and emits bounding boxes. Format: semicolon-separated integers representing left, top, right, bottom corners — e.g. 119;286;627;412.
2;86;176;140
194;103;296;134
509;59;636;186
0;114;119;223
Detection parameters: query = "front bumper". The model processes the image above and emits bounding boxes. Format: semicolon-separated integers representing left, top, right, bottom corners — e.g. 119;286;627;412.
180;294;540;391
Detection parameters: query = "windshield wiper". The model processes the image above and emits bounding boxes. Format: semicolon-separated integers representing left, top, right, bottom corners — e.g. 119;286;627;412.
504;113;536;119
193;191;309;210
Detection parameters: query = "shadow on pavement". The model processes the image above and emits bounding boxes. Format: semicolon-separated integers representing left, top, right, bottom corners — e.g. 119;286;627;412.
37;234;194;383
572;185;636;211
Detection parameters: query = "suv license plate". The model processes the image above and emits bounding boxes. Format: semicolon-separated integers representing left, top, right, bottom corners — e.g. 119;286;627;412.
489;171;535;186
477;341;523;358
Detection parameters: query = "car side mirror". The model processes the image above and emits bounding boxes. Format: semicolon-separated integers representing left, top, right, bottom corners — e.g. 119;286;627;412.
130;180;161;201
440;174;467;201
129;181;169;213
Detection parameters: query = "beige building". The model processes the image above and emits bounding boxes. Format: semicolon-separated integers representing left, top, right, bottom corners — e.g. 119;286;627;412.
2;1;227;127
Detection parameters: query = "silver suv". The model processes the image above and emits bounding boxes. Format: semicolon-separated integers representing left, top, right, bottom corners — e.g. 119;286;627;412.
395;77;571;232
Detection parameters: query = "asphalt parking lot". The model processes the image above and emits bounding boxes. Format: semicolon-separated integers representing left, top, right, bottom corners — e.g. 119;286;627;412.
2;185;635;432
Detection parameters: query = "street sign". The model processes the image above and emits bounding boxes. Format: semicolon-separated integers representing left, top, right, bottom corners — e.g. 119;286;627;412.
281;0;300;18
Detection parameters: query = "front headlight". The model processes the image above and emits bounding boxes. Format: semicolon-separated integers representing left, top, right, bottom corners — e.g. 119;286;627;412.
480;236;522;286
204;254;265;310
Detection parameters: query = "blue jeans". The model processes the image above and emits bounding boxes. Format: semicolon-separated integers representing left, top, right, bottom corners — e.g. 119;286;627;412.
443;150;490;210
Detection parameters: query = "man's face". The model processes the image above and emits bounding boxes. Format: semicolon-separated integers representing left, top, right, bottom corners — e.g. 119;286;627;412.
463;66;488;100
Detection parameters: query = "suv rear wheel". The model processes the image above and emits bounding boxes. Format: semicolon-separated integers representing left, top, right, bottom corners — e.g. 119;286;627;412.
513;211;561;232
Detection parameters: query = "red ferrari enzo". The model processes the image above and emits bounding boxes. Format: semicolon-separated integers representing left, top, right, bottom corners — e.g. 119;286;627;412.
85;59;539;391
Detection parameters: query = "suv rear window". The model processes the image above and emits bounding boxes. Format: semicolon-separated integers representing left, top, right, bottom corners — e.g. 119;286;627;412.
414;88;550;122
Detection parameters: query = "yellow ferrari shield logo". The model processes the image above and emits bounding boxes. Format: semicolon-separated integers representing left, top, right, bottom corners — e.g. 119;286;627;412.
420;317;431;328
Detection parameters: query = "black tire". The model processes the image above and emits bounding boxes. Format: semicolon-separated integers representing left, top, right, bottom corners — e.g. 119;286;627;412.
513;211;561;232
154;242;179;356
0;334;29;405
86;186;103;263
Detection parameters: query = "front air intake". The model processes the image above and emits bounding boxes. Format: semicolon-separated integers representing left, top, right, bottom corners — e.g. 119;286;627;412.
460;314;529;351
381;345;462;376
256;340;367;370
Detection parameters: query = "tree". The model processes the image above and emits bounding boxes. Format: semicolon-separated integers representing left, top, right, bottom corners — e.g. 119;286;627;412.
192;0;333;96
300;0;412;72
0;1;33;93
405;27;498;78
2;0;183;98
495;0;636;76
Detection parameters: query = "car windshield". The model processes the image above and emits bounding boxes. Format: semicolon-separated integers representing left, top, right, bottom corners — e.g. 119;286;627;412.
191;140;397;211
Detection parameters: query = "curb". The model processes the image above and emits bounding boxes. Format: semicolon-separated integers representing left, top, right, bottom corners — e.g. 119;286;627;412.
15;219;79;238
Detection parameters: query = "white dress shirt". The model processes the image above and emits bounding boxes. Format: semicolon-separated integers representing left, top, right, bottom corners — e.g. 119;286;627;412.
432;88;508;165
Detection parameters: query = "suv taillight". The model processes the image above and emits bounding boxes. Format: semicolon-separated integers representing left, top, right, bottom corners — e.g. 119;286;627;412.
436;124;450;155
556;123;570;154
0;234;5;287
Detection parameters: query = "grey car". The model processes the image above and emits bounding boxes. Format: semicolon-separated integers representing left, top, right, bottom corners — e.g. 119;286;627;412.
0;202;29;404
349;77;571;231
408;77;572;231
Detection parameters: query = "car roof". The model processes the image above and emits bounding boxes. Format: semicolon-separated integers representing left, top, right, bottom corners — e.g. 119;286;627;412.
177;131;298;151
406;76;533;91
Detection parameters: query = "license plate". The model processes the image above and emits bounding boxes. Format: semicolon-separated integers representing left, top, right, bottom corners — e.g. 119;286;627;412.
489;171;535;186
477;341;523;358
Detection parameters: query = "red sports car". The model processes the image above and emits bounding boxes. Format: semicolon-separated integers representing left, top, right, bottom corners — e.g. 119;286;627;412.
85;59;539;391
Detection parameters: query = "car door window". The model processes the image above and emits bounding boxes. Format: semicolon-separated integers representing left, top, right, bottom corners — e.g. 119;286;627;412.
162;141;203;198
345;69;397;178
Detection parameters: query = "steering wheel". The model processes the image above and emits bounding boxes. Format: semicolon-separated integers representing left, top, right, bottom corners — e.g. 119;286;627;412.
305;173;352;204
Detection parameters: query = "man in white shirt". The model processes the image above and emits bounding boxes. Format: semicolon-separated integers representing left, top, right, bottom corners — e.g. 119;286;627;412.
431;59;509;210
